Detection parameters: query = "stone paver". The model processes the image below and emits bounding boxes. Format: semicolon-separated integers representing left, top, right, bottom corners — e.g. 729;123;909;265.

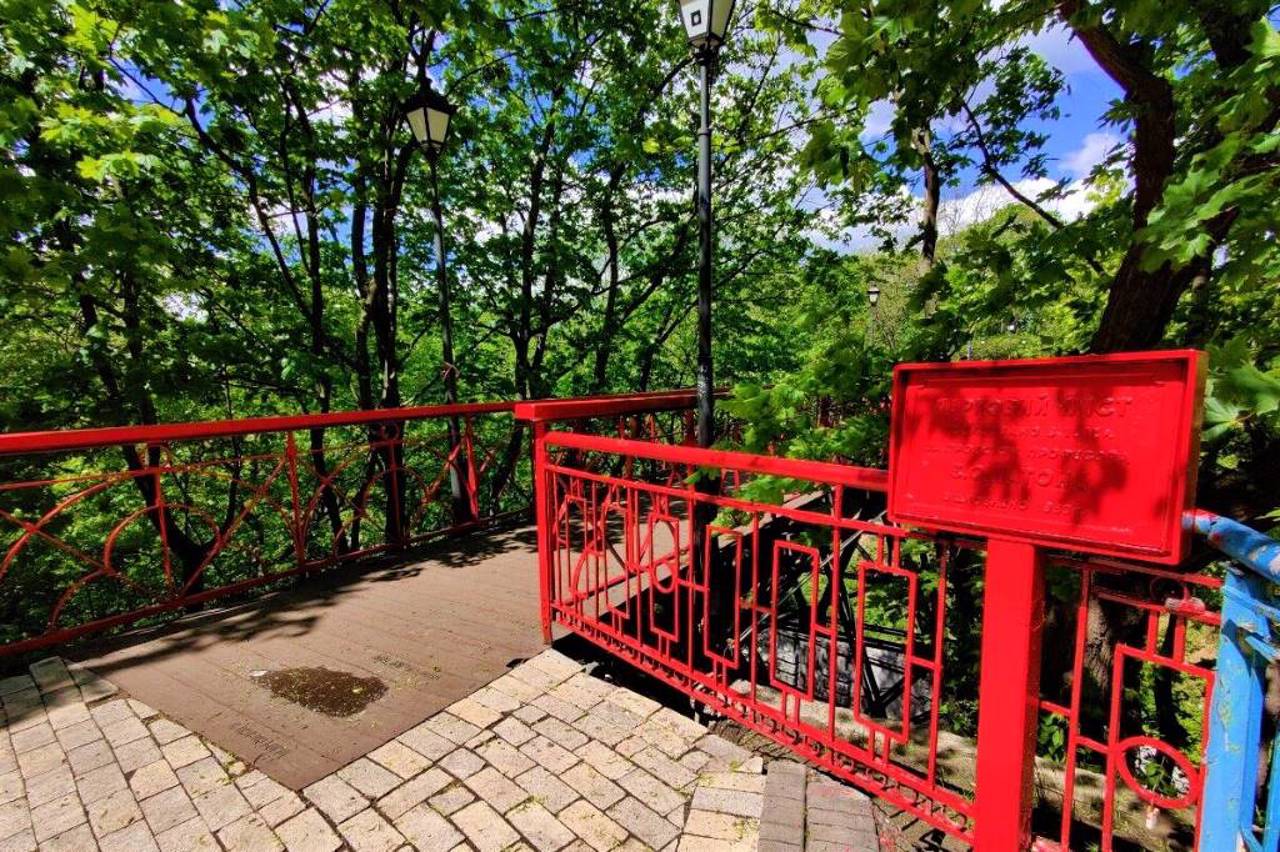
376;767;452;819
759;761;806;849
160;736;209;770
302;774;365;824
366;740;431;779
338;807;404;852
30;791;85;842
154;816;218;852
394;802;462;849
276;807;340;852
428;780;476;815
515;764;580;814
218;812;282;851
99;818;160;852
463;765;530;813
191;782;251;832
508;800;576;851
85;786;144;838
610;795;680;849
563;761;625;810
560;799;629;851
452;800;520;851
0;651;881;852
141;786;198;834
336;757;400;799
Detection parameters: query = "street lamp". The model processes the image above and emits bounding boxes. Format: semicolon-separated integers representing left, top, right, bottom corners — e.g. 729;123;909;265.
676;0;735;653
674;0;735;450
404;84;472;523
405;86;455;157
676;0;736;51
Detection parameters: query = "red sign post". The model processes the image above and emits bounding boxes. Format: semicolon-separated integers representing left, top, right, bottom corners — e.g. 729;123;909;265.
887;350;1205;850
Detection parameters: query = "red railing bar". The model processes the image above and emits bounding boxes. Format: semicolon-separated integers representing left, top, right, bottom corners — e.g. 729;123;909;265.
541;430;890;492
0;401;516;456
0;388;711;457
514;388;725;422
543;462;898;536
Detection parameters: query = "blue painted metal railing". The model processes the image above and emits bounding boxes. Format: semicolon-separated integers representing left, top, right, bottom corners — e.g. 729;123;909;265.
1193;510;1280;852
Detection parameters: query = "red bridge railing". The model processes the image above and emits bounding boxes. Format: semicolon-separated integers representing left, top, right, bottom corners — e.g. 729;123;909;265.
519;415;1222;850
0;390;703;657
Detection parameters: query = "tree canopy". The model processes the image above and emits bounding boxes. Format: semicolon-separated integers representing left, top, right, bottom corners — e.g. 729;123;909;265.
2;0;1278;521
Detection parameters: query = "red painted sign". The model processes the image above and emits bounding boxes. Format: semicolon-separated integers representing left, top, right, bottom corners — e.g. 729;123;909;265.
888;351;1205;563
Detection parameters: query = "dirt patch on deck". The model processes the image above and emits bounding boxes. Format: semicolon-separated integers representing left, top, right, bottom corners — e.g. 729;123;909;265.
252;666;387;717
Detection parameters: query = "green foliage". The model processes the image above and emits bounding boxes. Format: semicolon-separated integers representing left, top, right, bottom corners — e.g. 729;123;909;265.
738;0;1280;522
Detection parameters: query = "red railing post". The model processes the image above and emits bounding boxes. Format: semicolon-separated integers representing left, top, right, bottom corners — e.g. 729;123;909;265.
285;432;304;567
973;539;1045;851
531;420;552;643
388;425;405;548
463;415;481;520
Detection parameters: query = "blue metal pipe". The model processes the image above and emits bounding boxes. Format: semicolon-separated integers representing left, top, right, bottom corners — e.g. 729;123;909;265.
1191;509;1280;851
1186;509;1280;583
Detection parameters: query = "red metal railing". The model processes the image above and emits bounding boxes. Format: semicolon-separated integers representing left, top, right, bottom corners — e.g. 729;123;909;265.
1034;556;1219;851
0;391;704;657
521;421;1220;850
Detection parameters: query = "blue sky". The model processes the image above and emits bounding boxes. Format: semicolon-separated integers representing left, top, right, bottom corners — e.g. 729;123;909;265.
1007;24;1124;179
930;24;1125;223
801;21;1129;251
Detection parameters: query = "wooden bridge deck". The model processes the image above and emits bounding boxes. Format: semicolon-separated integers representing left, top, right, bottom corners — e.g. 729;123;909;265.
70;525;547;790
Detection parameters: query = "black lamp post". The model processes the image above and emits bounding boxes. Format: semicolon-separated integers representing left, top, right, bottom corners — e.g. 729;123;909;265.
675;0;735;449
405;85;473;523
675;0;736;661
867;283;880;344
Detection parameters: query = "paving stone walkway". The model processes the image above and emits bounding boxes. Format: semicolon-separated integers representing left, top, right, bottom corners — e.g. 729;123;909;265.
1;652;879;851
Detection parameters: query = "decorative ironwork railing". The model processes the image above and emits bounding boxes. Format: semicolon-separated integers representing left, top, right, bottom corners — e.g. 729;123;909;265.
0;390;706;657
518;412;1250;851
9;384;1278;851
0;401;518;655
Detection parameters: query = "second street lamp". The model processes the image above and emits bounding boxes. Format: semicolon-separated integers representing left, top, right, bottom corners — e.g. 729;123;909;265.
675;0;735;450
405;84;473;524
405;86;455;154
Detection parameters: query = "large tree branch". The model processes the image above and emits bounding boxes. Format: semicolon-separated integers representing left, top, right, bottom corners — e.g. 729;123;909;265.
1058;0;1174;224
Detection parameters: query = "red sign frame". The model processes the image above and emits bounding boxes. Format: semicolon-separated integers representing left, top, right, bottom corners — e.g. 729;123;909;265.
888;350;1205;564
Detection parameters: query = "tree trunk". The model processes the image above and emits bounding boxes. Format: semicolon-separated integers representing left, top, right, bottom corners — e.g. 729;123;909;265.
77;292;210;595
916;128;939;268
590;169;625;394
428;156;474;524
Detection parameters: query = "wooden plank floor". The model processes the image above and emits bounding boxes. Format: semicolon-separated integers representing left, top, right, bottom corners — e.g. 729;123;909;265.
71;525;547;790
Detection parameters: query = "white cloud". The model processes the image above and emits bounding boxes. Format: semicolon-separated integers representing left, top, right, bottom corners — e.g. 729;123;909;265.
804;171;1104;255
314;99;352;125
1061;131;1121;179
314;71;353;125
937;177;1095;236
1018;24;1098;76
